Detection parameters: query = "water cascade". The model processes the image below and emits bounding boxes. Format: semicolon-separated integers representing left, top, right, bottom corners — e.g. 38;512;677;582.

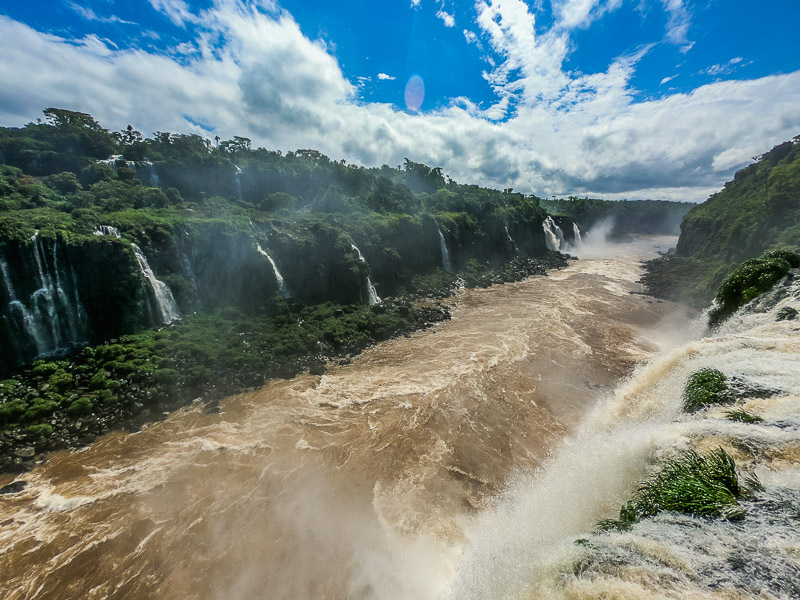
542;216;566;251
0;235;89;361
451;273;800;599
257;244;292;298
351;244;381;305
94;225;121;238
134;162;160;188
131;244;180;324
234;166;243;202
572;222;583;246
438;228;453;272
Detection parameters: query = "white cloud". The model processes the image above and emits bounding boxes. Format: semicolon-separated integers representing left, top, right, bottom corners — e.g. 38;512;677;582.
552;0;624;31
147;0;199;27
377;73;396;80
660;0;693;52
0;3;799;203
659;73;679;85
436;10;456;27
701;56;748;77
69;3;137;25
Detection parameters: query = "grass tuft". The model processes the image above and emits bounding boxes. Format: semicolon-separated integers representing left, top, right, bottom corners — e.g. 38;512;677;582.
598;447;760;531
725;409;764;424
683;368;729;412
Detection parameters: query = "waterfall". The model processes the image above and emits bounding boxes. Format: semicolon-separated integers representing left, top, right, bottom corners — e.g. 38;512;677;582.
351;244;381;306
438;229;453;272
131;244;180;324
542;216;565;251
257;245;292;298
0;236;89;361
99;154;123;167
572;222;583;246
134;162;160;188
234;166;243;202
94;225;121;238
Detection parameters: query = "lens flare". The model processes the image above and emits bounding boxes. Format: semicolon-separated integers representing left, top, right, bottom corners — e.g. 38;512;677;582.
404;75;425;112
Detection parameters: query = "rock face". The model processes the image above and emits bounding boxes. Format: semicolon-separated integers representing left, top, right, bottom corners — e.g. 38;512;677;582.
1;212;553;373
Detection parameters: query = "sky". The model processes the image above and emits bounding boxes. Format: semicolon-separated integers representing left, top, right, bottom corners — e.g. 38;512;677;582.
1;0;799;201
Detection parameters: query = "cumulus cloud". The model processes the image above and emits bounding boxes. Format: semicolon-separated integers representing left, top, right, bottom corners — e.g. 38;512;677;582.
377;73;396;81
436;10;456;27
0;2;798;203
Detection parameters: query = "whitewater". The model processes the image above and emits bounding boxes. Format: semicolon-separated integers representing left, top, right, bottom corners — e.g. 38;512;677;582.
2;235;797;599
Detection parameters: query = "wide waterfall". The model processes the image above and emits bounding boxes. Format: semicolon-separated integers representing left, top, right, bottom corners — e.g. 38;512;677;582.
0;234;89;362
542;216;566;251
438;228;453;272
257;244;292;298
131;244;180;325
351;244;381;305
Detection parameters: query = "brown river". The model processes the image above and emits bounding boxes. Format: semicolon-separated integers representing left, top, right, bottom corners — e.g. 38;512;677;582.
0;237;693;599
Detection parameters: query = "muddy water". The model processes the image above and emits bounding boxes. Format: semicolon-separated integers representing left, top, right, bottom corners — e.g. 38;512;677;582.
0;237;690;599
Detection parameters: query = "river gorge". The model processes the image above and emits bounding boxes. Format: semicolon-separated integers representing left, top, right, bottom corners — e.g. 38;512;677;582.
0;236;713;599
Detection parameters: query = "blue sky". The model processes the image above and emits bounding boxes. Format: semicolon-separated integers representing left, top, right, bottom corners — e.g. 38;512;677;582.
1;0;799;200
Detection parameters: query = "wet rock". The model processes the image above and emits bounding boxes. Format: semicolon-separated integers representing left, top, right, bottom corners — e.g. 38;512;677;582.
308;362;327;376
776;306;798;321
0;480;27;495
14;447;35;458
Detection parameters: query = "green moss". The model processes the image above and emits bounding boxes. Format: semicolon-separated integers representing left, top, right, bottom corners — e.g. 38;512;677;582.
683;368;729;412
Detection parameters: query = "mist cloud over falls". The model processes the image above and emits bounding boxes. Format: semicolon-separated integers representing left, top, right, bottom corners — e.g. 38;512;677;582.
1;0;799;200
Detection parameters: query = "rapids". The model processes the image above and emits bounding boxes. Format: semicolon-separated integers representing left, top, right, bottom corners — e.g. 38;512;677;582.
0;237;698;599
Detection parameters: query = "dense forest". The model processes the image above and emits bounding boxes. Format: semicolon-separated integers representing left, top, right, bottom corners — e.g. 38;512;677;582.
642;136;800;306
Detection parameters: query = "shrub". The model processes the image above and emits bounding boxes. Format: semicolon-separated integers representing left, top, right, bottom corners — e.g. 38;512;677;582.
761;249;800;268
709;251;798;326
27;423;53;439
23;398;59;421
683;368;729;412
67;397;94;416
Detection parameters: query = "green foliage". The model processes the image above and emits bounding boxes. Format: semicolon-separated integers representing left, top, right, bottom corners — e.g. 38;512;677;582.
683;368;729;412
67;397;93;416
725;409;764;424
601;448;759;530
633;448;750;520
708;250;797;326
27;423;53;439
648;137;800;305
